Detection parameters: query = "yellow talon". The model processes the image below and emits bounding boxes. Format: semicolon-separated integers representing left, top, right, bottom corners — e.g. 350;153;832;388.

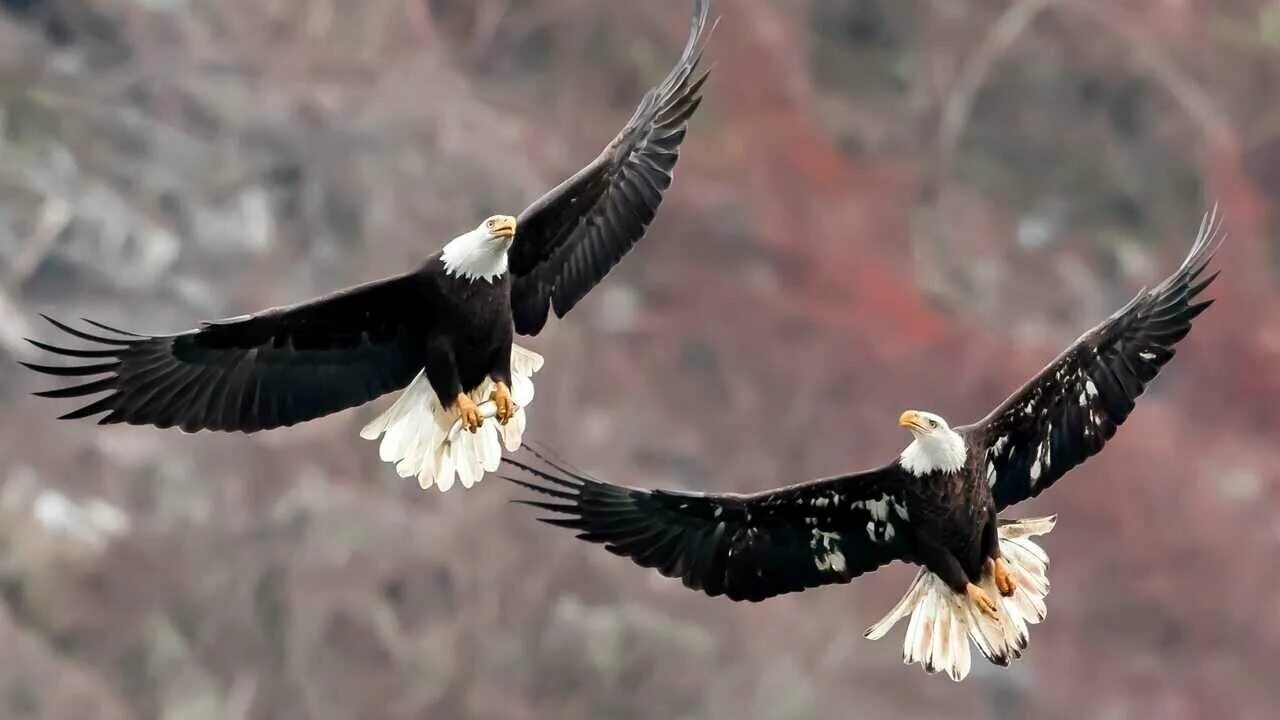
492;381;515;425
966;583;999;620
455;393;481;433
992;558;1016;597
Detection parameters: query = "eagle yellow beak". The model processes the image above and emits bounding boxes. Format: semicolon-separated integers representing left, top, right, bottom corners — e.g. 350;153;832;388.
899;410;927;433
490;215;517;240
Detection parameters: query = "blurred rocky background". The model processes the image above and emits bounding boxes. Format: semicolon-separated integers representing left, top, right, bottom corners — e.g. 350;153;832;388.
1;0;1278;718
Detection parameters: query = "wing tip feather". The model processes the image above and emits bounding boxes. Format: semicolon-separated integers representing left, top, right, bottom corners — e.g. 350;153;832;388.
41;315;137;346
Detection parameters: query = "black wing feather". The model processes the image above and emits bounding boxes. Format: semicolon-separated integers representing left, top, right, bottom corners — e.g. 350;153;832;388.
963;209;1223;510
25;271;435;433
509;0;713;335
505;447;911;602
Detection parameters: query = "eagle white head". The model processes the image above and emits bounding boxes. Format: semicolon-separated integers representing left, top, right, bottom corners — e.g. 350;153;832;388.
441;214;518;282
898;410;967;476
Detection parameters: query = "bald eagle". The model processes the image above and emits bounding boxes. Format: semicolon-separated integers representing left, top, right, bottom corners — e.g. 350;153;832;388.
23;0;712;492
506;211;1223;681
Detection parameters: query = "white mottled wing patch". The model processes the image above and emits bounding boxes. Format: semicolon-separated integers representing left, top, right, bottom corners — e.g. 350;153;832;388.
849;494;908;544
982;360;1110;499
810;529;848;574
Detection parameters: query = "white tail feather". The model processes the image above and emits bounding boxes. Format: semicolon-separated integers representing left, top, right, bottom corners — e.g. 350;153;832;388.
360;344;544;492
863;515;1056;681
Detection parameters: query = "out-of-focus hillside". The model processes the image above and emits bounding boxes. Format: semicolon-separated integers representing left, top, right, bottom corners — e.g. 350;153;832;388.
1;0;1277;718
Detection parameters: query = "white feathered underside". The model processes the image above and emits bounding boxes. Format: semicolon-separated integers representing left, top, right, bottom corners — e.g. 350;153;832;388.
863;515;1056;682
359;344;544;492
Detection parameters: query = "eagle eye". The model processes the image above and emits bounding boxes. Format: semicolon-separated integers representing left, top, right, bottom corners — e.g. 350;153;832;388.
928;419;938;429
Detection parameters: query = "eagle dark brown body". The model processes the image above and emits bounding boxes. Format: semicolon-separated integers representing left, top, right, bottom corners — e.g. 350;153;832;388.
904;449;1000;594
425;261;515;407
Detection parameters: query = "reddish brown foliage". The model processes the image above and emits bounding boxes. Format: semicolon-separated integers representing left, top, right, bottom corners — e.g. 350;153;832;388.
1;0;1278;717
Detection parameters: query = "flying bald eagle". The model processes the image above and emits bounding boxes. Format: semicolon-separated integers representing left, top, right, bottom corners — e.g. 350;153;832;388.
507;211;1223;681
23;0;712;492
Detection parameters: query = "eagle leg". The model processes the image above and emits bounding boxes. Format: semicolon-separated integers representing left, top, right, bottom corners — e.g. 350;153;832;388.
454;392;482;433
491;381;515;425
965;583;999;619
989;557;1016;597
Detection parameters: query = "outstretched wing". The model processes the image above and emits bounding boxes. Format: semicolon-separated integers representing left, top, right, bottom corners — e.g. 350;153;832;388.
505;448;911;602
961;210;1223;510
23;271;435;433
508;0;712;335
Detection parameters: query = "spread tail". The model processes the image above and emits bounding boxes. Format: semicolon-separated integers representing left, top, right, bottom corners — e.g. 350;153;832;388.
359;344;544;492
863;515;1055;681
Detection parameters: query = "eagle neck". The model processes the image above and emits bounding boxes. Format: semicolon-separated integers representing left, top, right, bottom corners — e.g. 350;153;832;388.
899;432;968;477
441;229;510;283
